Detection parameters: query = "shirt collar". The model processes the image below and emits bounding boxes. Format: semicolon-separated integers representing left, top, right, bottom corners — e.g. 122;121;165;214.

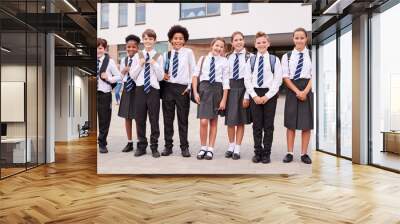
172;47;183;55
208;52;219;58
98;54;105;62
143;49;156;56
293;47;308;54
257;51;269;57
233;48;246;55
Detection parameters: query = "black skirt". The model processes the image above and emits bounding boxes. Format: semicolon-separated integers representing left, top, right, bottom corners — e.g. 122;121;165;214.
225;79;252;126
284;78;313;130
118;87;136;119
197;81;225;119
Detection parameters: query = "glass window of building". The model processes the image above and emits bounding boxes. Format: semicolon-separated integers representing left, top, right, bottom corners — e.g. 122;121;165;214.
370;3;400;171
232;3;249;13
317;35;337;155
118;3;128;27
100;3;109;29
135;3;145;25
180;3;220;19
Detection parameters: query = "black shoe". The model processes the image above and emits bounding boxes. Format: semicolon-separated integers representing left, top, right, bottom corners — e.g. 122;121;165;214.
152;149;160;158
197;149;207;160
161;148;173;156
232;153;240;160
181;148;191;157
301;154;312;164
204;151;214;160
283;153;293;163
252;154;261;163
261;154;271;164
225;151;233;158
99;145;108;154
122;143;134;152
134;149;146;157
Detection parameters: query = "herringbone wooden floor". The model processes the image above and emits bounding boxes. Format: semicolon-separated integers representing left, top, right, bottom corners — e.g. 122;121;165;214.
1;135;400;224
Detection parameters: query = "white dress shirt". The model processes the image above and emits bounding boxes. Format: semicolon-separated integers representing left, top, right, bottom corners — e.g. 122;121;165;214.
130;49;164;89
281;48;313;79
228;49;253;99
244;51;283;99
193;53;230;90
164;47;196;89
120;55;136;82
97;54;122;93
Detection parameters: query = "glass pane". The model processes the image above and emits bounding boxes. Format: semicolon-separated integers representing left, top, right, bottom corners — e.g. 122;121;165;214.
27;31;38;169
136;4;145;23
317;36;337;154
339;27;352;158
207;3;220;15
101;4;109;28
1;31;28;177
371;4;400;171
119;3;128;27
232;3;248;12
38;33;45;165
181;3;206;18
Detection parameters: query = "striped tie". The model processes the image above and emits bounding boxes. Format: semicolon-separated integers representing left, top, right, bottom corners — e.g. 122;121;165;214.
125;58;134;92
233;53;239;80
209;56;215;84
257;55;264;87
143;53;151;94
172;51;179;78
293;52;303;80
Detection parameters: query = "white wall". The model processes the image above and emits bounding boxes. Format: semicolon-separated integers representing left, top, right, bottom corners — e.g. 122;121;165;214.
97;3;312;45
54;67;89;141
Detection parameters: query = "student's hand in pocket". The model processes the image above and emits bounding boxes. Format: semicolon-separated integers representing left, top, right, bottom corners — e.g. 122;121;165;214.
181;88;189;96
163;74;170;80
219;100;226;111
242;99;250;108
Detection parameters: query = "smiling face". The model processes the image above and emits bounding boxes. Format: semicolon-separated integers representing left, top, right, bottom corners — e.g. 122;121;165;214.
293;31;307;51
97;45;105;58
255;36;270;54
232;34;245;52
126;40;138;57
143;35;156;50
211;40;225;56
171;33;185;50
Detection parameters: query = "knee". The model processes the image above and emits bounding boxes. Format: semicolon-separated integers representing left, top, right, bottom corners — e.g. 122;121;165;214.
200;119;208;127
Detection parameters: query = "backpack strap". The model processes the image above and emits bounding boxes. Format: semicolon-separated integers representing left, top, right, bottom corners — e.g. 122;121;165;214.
164;51;171;74
245;52;251;62
269;54;276;74
250;55;256;74
124;56;128;67
199;56;205;77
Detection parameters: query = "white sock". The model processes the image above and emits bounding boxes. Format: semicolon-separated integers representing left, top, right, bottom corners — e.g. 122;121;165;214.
228;143;235;152
287;151;293;155
234;145;240;154
128;140;133;143
208;147;214;152
301;152;308;156
198;146;207;155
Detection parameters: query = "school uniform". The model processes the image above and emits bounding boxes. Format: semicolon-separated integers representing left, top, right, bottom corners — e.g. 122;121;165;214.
225;49;252;126
130;49;164;153
118;55;136;120
97;55;122;150
194;53;230;119
281;48;313;130
162;47;196;153
244;52;282;157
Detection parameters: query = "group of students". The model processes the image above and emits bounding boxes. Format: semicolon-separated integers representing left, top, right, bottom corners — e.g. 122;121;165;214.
96;25;313;164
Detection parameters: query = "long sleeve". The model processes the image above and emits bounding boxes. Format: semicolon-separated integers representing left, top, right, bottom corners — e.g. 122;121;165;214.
244;59;257;98
107;59;122;83
265;57;283;99
222;58;230;90
281;53;290;79
152;54;164;81
130;55;142;81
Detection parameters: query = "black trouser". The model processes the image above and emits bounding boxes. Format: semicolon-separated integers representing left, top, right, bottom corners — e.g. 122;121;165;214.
162;82;190;150
135;86;160;151
250;88;278;156
97;91;112;147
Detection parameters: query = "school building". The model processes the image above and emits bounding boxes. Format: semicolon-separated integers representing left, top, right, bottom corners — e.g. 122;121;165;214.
1;1;400;223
